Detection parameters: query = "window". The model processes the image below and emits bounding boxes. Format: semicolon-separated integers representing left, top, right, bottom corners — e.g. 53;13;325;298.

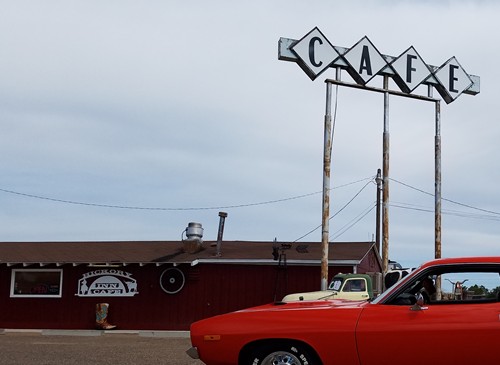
10;269;63;298
343;279;366;292
439;272;499;301
381;264;500;305
328;278;343;291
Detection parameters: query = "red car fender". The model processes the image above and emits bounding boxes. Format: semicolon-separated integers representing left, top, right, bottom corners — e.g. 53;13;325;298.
190;300;367;365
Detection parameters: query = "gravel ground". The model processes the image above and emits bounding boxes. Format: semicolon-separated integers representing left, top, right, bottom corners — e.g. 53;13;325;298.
0;330;204;365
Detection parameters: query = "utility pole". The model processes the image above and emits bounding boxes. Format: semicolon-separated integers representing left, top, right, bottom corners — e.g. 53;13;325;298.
382;76;390;273
321;81;333;291
375;169;382;253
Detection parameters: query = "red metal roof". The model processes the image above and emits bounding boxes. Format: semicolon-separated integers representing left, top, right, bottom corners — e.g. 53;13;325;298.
0;240;378;266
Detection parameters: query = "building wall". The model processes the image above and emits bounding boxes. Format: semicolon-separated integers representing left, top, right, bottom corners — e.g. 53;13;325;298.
356;250;382;274
0;263;357;330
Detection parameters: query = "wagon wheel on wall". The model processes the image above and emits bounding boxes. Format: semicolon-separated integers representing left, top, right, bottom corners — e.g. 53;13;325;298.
160;267;185;294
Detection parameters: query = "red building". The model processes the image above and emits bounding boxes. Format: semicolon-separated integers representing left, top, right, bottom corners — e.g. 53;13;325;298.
0;240;381;330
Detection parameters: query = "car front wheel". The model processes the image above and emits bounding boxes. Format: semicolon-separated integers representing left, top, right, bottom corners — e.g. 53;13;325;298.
248;342;318;365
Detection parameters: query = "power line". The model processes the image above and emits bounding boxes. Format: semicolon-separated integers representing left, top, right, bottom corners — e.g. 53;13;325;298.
294;176;500;243
390;202;500;221
293;179;373;242
330;202;377;241
390;178;500;216
7;175;497;229
0;177;372;212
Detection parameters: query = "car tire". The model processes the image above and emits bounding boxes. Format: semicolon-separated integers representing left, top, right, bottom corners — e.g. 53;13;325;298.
248;342;318;365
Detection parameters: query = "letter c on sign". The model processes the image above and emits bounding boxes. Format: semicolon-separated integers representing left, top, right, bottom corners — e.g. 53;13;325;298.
309;37;323;68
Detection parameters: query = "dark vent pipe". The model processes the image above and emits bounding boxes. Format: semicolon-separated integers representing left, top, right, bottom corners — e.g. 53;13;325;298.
215;212;228;257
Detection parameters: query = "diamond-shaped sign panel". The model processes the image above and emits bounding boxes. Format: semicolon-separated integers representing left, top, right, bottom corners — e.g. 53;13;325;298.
433;57;473;104
390;46;432;93
290;27;340;81
342;36;387;85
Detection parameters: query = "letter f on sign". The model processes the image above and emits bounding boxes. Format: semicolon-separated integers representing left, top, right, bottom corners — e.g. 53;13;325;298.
406;54;417;83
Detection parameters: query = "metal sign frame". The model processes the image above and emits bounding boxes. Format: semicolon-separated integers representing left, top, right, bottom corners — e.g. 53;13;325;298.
278;28;480;291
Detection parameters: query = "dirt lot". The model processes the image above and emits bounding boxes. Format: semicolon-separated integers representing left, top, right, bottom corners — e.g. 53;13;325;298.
0;330;204;365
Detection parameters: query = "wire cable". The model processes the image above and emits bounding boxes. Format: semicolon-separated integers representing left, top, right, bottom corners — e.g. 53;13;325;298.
0;176;372;212
390;202;500;221
0;187;316;211
330;202;377;241
293;178;373;242
390;177;500;216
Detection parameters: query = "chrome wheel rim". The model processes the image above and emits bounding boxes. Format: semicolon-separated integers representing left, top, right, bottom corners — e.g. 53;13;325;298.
261;351;301;365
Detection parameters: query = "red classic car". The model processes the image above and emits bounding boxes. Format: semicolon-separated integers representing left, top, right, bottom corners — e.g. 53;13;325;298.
187;256;500;365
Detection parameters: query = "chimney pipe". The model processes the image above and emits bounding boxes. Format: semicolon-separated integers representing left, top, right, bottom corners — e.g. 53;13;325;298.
215;212;228;257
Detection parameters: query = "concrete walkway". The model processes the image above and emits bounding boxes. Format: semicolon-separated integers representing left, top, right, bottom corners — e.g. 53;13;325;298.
1;328;190;338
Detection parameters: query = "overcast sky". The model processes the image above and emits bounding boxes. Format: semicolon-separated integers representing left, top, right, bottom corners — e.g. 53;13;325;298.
0;0;499;268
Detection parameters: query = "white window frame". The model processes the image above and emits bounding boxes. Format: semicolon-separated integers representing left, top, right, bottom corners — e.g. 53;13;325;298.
10;269;63;298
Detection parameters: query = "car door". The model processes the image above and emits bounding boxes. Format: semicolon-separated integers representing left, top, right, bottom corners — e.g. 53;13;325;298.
355;300;500;365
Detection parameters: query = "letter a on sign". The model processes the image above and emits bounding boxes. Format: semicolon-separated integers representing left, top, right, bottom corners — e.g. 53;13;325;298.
290;27;340;81
342;36;387;85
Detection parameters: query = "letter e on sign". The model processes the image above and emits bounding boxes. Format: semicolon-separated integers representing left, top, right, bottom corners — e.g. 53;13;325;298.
434;57;473;104
290;27;340;81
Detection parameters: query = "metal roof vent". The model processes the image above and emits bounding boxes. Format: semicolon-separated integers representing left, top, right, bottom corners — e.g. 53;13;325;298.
185;222;203;241
182;222;204;254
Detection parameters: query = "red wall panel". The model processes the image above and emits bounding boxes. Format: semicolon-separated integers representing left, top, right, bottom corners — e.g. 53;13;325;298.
0;263;358;330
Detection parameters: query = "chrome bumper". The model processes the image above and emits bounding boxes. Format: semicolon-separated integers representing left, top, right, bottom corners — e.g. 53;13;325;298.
186;346;199;359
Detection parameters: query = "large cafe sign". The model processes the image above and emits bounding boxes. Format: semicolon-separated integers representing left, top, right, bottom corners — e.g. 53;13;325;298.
279;27;479;102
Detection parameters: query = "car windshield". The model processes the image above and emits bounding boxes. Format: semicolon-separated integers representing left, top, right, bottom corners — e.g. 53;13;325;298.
328;278;343;291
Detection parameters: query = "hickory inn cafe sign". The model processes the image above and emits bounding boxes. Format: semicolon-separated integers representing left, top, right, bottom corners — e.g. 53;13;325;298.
76;269;138;297
278;27;479;102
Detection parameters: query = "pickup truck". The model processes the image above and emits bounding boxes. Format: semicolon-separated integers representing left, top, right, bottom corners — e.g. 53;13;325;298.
282;273;376;302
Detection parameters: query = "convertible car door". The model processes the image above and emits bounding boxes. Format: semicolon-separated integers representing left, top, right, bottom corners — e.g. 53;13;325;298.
355;301;499;365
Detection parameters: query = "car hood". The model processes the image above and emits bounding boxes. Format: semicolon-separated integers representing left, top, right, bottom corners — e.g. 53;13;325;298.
237;298;369;313
282;289;336;301
190;298;369;345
